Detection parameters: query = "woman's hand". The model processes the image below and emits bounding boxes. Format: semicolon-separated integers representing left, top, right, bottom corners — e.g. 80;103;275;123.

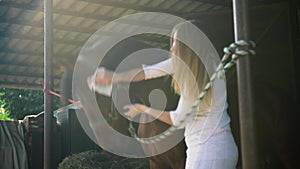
95;67;114;85
124;103;173;125
123;104;145;119
88;67;115;86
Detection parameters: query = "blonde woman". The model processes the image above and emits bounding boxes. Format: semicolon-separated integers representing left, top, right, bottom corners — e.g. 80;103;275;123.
89;21;238;169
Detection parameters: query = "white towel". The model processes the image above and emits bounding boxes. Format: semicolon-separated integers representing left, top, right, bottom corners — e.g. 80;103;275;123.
88;67;113;97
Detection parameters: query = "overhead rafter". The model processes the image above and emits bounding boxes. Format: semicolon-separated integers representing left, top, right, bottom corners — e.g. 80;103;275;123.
0;80;61;90
0;32;85;46
0;0;259;91
0;1;115;21
0;81;45;90
1;0;229;19
194;0;232;7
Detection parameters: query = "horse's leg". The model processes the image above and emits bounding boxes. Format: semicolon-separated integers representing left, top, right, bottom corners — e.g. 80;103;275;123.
149;150;185;169
155;141;186;169
168;146;186;169
138;115;186;169
130;76;186;169
149;156;172;169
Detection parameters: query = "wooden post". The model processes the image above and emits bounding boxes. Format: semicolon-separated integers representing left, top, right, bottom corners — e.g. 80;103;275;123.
232;0;259;168
44;0;53;168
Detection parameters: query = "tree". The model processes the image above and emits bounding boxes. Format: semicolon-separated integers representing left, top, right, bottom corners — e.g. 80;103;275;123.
0;98;12;120
0;88;61;120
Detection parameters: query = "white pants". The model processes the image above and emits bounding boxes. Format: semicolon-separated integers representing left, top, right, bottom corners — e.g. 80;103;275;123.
186;159;237;169
185;126;238;169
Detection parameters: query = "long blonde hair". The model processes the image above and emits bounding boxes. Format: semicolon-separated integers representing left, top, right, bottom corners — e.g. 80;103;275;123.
170;22;213;110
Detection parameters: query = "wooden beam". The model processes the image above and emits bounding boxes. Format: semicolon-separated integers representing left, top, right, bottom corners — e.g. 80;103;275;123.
233;0;258;168
0;1;114;21
193;0;232;7
0;48;43;60
0;0;231;22
0;27;170;50
0;81;61;90
0;62;42;69
0;82;43;90
0;47;78;59
0;17;97;33
0;32;85;46
0;68;61;79
0;17;173;39
0;72;61;80
81;0;231;13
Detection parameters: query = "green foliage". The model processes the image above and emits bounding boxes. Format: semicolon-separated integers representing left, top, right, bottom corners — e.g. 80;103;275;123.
0;88;61;120
58;150;150;169
0;99;12;120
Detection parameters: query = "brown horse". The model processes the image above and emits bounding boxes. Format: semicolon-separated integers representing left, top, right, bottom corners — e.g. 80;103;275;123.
95;75;186;169
84;37;187;169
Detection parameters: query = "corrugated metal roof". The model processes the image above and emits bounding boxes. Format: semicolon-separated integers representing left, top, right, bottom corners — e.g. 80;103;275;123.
0;0;285;90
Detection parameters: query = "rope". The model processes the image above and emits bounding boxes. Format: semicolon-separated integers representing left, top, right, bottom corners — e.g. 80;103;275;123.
42;80;80;106
128;40;256;144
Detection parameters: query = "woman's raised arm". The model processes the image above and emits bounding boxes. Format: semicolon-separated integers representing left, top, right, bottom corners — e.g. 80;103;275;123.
90;67;146;86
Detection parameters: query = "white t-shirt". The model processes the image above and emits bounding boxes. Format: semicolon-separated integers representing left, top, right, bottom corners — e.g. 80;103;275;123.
141;21;238;167
143;57;236;153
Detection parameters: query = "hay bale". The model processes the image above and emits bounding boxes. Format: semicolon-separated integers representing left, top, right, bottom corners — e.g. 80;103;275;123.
58;150;149;169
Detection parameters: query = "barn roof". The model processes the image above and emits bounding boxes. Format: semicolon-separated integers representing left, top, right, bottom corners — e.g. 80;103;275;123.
0;0;286;90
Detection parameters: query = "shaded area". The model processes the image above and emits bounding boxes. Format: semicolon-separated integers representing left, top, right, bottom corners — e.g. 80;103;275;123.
58;149;149;169
0;120;28;169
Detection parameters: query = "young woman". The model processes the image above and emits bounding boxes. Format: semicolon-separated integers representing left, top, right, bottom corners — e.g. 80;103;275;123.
89;21;238;169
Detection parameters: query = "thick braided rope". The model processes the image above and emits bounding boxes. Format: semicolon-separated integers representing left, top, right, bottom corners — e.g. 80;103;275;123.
128;40;256;144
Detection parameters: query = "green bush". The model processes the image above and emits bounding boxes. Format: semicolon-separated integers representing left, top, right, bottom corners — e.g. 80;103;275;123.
58;150;150;169
0;99;12;120
0;88;61;120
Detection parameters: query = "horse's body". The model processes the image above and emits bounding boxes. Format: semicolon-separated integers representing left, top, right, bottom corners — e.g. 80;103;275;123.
131;76;186;169
96;75;186;169
94;38;187;169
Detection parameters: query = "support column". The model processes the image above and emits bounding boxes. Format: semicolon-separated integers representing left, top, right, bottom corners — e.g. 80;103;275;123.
44;0;53;168
232;0;258;168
